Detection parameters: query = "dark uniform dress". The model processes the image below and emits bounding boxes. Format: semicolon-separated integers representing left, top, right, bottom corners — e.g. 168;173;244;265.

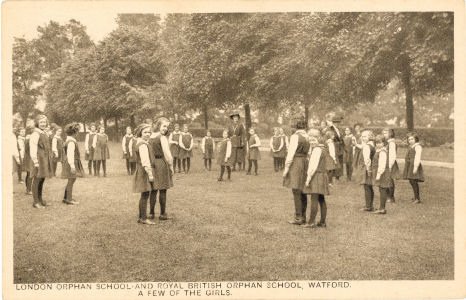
149;134;174;190
247;135;261;161
93;134;110;160
324;141;336;171
387;139;400;179
22;136;34;173
85;133;96;161
122;135;133;159
203;137;214;159
352;133;362;170
271;136;282;158
133;140;156;193
32;130;54;178
328;125;344;177
228;123;245;164
343;135;353;165
283;132;310;190
403;145;424;182
372;148;392;188
353;143;375;185
129;137;138;164
303;146;330;195
170;132;181;158
179;133;193;159
217;139;232;167
280;135;288;158
61;139;84;178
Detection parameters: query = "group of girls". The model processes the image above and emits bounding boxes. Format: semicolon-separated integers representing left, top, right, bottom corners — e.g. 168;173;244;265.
84;123;110;177
14;115;85;208
269;127;289;172
283;115;425;228
167;124;194;174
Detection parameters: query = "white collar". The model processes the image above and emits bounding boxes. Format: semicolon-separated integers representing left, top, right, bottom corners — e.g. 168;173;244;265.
367;141;375;147
411;142;420;148
295;129;307;135
125;133;133;138
54;134;62;139
376;146;386;153
66;136;77;142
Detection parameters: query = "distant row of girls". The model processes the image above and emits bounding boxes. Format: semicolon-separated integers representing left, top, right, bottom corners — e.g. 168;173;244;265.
283;115;424;228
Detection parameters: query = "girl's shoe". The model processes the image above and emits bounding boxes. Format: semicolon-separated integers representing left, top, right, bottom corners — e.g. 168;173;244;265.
317;222;327;227
373;209;386;214
138;219;155;225
33;203;45;209
413;199;422;204
303;223;317;228
159;214;170;220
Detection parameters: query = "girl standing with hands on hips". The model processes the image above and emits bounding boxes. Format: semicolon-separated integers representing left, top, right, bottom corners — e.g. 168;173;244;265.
93;126;110;177
61;123;84;205
201;130;215;171
246;128;261;176
382;128;399;203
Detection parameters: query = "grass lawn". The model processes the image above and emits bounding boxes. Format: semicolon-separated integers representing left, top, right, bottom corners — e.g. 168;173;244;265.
13;142;454;282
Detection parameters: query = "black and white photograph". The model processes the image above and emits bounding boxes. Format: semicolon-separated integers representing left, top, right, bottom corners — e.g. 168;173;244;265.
3;0;466;299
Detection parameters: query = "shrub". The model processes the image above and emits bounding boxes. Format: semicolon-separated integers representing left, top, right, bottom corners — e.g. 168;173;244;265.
364;127;454;147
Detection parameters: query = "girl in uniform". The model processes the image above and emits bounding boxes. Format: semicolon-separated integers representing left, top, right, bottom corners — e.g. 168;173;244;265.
16;127;26;183
403;132;424;204
246;128;261;175
178;124;193;173
93;125;110;177
51;126;64;177
122;126;135;175
283;116;310;225
356;130;376;212
84;123;97;175
382;128;399;203
29;115;54;208
148;117;174;220
279;128;289;170
352;123;363;174
325;130;337;186
22;126;35;195
343;127;354;181
133;123;156;225
372;135;392;214
201;130;215;171
217;129;232;181
303;128;329;228
61;123;84;205
270;128;284;172
169;124;182;173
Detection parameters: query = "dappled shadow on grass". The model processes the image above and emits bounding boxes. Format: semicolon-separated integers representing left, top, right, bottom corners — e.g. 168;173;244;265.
13;142;454;282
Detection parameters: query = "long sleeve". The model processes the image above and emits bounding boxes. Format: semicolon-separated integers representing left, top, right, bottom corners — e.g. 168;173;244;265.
122;136;127;153
201;137;206;153
18;138;25;160
139;144;153;179
377;151;387;178
179;134;185;149
29;132;40;166
52;137;58;157
388;141;397;169
84;134;89;151
413;145;422;171
225;140;232;159
284;134;299;168
128;139;134;157
67;142;76;168
161;135;174;167
12;134;20;163
328;140;336;161
362;144;371;171
92;135;97;149
307;147;322;180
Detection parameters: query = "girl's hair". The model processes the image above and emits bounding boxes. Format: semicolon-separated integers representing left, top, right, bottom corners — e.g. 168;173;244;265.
222;128;229;136
65;123;80;136
309;128;324;144
374;134;387;146
16;127;25;135
154;117;170;132
55;126;62;132
174;123;180;128
353;123;362;129
98;125;105;132
206;129;211;134
382;128;395;139
34;114;48;128
361;129;375;141
89;122;96;129
407;132;420;143
135;123;151;137
126;126;132;131
344;127;352;133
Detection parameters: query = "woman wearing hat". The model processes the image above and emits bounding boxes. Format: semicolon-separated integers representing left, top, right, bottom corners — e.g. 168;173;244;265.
283;116;310;225
227;111;246;171
61;123;84;205
29;114;54;208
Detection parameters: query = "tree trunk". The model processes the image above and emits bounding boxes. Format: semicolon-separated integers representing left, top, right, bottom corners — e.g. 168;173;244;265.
304;105;309;130
114;116;119;142
83;123;87;133
401;58;414;131
203;105;209;129
244;103;252;141
103;117;107;129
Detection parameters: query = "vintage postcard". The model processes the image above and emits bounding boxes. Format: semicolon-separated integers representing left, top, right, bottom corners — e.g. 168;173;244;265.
2;0;466;299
